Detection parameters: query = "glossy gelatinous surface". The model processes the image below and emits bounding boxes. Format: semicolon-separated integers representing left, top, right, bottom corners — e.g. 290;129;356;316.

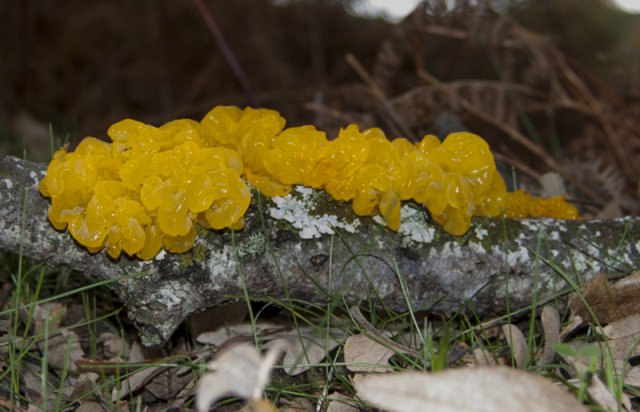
39;105;578;259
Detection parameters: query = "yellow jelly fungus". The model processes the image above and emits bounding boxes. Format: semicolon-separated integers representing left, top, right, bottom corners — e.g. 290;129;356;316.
39;105;579;260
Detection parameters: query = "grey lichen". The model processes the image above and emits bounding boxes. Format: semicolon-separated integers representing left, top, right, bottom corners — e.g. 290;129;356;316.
235;232;267;258
268;186;361;238
205;243;238;287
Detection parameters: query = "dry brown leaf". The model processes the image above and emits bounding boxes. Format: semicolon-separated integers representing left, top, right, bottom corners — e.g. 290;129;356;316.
110;342;197;400
263;328;344;376
502;324;528;368
569;273;612;325
622;364;640;387
559;315;584;341
128;340;145;363
344;333;395;373
22;369;43;403
242;399;279;412
354;367;588;412
0;398;24;412
196;322;279;346
199;321;346;376
559;341;602;378
277;397;315;411
168;378;198;410
348;306;419;358
113;364;162;401
40;328;85;371
569;272;640;326
196;342;283;412
562;346;632;411
598;314;640;360
68;372;100;404
145;367;195;401
539;306;560;364
466;347;497;367
326;392;360;412
583;374;631;412
74;401;104;412
22;364;76;410
98;332;129;359
28;302;66;331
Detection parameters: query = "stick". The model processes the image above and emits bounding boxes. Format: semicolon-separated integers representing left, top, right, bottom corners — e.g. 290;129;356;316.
1;156;638;346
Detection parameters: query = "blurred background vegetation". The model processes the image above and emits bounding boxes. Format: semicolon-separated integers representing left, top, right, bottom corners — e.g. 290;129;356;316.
1;0;638;175
0;0;389;159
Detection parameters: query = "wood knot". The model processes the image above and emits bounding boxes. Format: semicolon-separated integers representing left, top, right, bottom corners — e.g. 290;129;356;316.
309;254;328;270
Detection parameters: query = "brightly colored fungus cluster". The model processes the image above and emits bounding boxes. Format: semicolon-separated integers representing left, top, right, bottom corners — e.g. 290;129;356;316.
39;105;578;260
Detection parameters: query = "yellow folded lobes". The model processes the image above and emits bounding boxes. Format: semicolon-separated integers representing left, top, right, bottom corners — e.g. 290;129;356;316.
379;190;401;231
475;174;507;217
136;224;163;260
39;107;261;259
39;105;578;260
203;170;251;230
504;190;578;220
263;125;329;187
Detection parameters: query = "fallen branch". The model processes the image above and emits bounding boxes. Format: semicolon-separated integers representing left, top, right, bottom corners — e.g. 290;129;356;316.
1;155;638;346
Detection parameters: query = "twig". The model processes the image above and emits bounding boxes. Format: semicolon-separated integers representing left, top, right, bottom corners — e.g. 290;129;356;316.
349;306;420;358
304;102;360;126
345;53;415;140
191;0;258;106
492;151;541;182
417;69;599;201
552;49;636;181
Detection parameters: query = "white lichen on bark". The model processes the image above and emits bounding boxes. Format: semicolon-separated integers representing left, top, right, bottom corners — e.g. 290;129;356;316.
269;186;361;238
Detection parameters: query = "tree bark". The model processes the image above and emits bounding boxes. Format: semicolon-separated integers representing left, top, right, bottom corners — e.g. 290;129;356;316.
1;155;638;346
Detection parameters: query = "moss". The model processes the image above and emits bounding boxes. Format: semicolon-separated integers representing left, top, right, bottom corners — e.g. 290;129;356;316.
178;252;195;268
193;243;208;263
305;189;360;226
178;242;208;268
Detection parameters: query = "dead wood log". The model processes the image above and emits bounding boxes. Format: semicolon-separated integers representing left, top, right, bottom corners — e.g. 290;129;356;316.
1;155;638;346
